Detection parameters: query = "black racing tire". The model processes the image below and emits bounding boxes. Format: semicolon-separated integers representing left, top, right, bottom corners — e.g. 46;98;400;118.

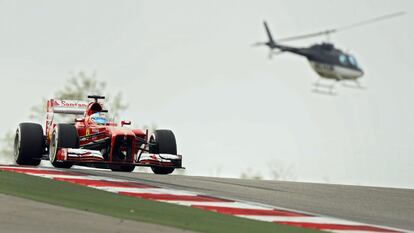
14;123;44;166
149;129;177;175
149;130;177;155
151;166;175;175
49;124;79;169
110;165;135;172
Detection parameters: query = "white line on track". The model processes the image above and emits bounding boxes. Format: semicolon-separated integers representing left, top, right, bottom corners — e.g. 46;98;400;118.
94;187;197;195
160;200;274;209
237;215;363;224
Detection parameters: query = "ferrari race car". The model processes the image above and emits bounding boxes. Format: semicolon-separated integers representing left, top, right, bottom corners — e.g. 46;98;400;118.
13;95;183;174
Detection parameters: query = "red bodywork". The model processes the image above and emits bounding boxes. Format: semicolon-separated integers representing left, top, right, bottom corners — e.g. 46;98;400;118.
45;99;182;168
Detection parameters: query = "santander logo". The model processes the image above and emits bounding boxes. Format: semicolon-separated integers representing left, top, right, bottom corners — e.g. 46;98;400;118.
53;100;88;108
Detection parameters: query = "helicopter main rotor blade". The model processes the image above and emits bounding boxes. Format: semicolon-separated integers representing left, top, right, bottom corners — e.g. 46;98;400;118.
337;11;405;32
251;42;267;47
278;29;337;42
277;11;405;42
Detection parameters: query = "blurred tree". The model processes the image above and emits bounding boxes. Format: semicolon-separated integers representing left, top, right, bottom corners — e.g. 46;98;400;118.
240;167;263;180
30;71;128;122
267;160;296;181
0;131;15;164
239;160;296;181
208;167;222;177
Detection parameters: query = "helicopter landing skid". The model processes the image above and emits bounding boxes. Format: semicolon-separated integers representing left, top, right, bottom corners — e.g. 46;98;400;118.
312;88;337;96
342;80;365;90
312;80;338;95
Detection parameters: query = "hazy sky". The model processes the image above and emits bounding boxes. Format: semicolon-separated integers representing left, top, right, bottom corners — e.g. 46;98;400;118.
0;0;413;188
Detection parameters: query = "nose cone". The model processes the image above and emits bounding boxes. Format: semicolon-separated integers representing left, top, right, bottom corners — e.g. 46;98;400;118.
357;68;364;78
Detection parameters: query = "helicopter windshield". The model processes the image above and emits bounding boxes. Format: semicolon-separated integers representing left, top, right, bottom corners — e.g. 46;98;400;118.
339;55;348;65
347;55;360;68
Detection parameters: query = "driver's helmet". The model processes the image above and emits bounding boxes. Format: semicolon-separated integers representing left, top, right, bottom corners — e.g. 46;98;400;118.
90;112;108;125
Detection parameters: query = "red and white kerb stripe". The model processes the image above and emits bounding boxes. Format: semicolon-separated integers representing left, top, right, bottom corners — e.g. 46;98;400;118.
0;165;408;233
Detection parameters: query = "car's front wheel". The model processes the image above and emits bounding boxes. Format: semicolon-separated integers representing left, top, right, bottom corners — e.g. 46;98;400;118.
49;124;79;169
149;129;177;175
110;165;135;172
151;166;175;175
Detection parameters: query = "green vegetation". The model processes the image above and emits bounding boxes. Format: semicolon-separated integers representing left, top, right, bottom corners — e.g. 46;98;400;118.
0;170;319;233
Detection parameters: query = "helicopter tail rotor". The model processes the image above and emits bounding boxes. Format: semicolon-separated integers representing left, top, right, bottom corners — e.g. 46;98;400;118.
253;21;280;59
268;50;284;59
263;21;276;46
251;42;267;47
268;50;273;59
252;21;278;48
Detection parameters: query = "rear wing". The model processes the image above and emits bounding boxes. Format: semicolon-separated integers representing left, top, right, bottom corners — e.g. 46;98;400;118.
46;99;89;136
47;99;89;114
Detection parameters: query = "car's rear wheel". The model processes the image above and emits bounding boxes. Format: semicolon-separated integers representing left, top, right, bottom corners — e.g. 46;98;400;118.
110;165;135;172
14;123;44;166
149;129;177;175
49;124;79;169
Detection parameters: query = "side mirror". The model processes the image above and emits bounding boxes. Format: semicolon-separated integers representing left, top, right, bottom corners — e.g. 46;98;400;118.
121;120;131;126
75;118;84;122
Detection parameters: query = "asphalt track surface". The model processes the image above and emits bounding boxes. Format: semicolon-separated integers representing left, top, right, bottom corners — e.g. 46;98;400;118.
70;167;414;231
0;193;195;233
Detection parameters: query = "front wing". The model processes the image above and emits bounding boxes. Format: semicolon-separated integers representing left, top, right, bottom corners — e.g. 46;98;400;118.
56;148;183;168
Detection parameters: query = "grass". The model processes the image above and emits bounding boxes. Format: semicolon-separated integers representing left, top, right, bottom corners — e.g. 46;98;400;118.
0;170;320;233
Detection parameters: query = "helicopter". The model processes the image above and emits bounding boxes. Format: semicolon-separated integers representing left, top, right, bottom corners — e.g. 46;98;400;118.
254;12;405;94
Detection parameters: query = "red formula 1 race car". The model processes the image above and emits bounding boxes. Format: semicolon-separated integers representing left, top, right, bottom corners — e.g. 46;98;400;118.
13;95;183;174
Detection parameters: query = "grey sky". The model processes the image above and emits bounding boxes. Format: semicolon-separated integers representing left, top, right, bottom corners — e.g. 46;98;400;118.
0;0;413;188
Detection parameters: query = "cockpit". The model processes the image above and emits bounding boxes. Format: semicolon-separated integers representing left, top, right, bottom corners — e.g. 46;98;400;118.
90;112;109;125
339;54;361;69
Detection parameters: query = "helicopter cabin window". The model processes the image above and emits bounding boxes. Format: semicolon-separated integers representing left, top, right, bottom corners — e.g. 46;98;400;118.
347;55;359;68
339;55;348;65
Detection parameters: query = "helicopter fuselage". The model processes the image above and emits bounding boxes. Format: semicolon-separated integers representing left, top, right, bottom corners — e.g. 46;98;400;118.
272;43;364;81
275;43;364;81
